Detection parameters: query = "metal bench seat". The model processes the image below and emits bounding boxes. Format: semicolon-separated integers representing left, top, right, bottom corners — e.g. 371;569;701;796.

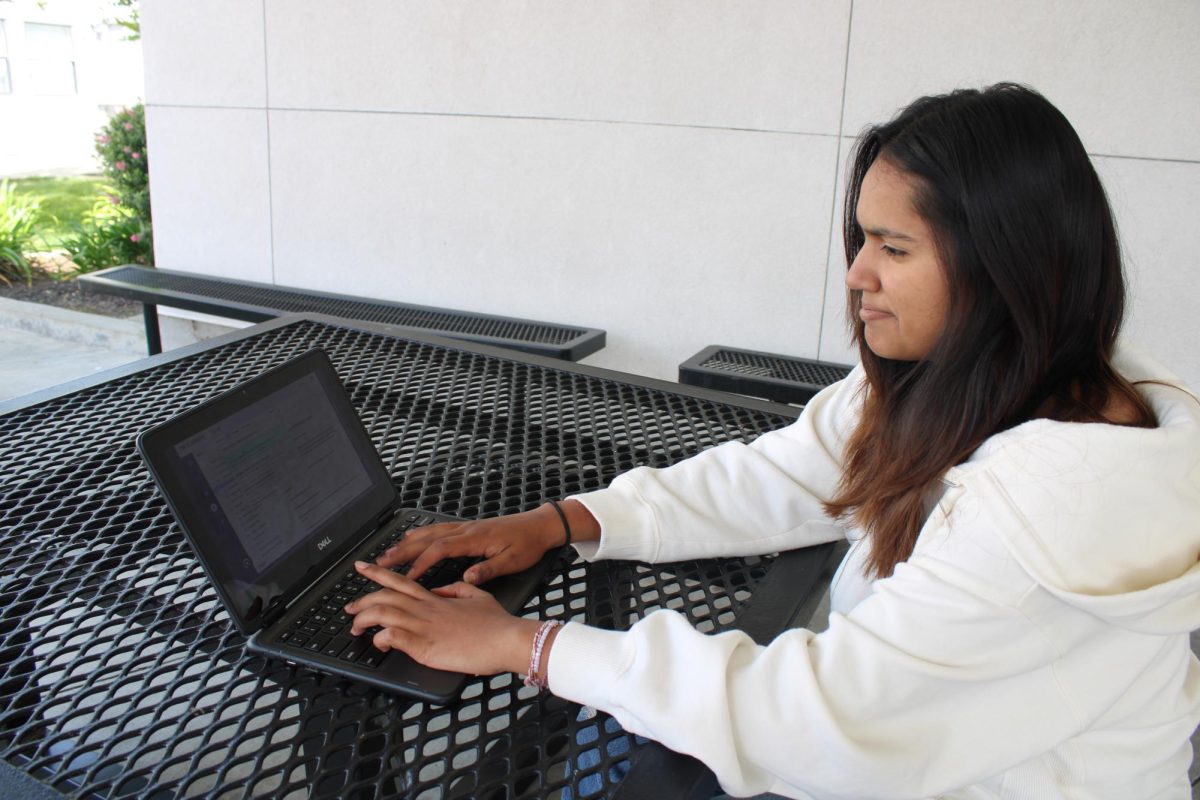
679;344;853;405
79;264;605;361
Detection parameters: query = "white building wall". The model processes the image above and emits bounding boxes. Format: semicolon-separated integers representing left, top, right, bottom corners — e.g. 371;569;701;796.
0;0;144;176
140;1;1200;390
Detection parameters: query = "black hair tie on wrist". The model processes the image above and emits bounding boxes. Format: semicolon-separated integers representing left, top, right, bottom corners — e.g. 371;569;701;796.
547;499;572;548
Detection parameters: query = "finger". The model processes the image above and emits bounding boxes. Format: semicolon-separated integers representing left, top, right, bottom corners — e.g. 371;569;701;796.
372;626;447;663
463;550;528;585
353;561;432;598
406;536;491;581
430;581;489;599
347;599;420;637
346;586;414;615
376;523;461;567
463;559;491;585
372;625;419;655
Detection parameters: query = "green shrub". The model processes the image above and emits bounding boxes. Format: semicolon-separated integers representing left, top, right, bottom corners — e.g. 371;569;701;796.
0;179;41;285
60;198;152;273
8;175;107;247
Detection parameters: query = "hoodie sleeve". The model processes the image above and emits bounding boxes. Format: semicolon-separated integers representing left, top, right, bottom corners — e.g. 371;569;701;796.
566;366;866;564
547;491;1100;799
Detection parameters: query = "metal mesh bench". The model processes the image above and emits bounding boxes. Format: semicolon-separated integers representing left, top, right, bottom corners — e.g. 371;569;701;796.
78;264;606;361
679;345;854;405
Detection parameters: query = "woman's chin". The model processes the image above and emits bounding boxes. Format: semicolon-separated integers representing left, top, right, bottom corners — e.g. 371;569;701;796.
862;331;923;362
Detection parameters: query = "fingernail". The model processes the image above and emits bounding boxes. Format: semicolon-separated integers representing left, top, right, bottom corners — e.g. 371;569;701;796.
354;561;368;569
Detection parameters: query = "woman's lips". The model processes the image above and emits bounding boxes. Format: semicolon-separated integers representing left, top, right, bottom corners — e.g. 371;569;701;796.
859;305;892;322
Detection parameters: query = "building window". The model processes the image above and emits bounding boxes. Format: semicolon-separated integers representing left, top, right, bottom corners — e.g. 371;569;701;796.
25;22;76;95
0;21;11;94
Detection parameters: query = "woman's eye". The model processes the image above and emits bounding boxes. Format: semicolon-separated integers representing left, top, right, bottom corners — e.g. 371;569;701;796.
880;244;906;258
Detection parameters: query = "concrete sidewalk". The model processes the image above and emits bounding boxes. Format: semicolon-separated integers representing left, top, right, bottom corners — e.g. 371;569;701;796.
0;296;147;404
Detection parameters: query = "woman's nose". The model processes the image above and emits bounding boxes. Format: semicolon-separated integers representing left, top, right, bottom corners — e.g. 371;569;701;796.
846;248;877;292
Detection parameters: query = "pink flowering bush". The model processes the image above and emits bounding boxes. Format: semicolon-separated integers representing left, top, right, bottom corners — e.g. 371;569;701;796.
65;104;152;270
94;105;149;225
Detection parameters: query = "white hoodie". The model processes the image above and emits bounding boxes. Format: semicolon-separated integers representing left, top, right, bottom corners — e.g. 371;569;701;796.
548;347;1200;799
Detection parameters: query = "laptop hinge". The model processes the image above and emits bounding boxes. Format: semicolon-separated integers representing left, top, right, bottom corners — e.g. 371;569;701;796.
260;548;360;631
262;598;289;628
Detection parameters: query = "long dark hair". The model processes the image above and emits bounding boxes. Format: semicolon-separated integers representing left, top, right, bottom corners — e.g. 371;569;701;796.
825;83;1155;579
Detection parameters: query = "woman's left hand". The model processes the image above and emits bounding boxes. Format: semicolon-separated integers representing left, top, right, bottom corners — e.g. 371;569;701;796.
346;561;540;676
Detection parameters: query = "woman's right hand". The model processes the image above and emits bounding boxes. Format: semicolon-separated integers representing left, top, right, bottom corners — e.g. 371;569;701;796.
376;501;597;585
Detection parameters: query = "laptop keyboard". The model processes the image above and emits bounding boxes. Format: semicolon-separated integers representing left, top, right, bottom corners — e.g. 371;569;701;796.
274;513;477;669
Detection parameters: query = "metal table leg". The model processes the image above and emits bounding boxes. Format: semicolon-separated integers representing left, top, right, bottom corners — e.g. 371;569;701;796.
143;303;162;355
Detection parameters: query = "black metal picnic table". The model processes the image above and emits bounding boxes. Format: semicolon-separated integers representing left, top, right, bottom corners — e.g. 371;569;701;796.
0;313;834;799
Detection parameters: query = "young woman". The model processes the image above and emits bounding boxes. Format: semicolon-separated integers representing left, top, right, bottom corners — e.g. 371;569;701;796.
345;83;1200;798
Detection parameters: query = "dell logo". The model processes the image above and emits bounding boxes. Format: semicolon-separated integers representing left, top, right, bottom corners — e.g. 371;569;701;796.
317;537;332;550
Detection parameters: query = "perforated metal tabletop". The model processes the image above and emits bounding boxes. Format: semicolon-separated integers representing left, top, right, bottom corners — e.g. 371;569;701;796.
0;315;831;799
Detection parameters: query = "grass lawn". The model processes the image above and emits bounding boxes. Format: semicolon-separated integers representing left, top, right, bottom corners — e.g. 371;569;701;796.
8;175;108;248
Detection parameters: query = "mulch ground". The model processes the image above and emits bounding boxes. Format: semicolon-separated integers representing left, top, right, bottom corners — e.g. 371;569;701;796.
0;257;140;318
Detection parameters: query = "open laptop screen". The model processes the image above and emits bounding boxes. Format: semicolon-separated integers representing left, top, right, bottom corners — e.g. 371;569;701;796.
138;350;397;632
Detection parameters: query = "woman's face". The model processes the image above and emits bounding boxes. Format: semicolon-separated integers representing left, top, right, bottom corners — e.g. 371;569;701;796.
846;160;950;362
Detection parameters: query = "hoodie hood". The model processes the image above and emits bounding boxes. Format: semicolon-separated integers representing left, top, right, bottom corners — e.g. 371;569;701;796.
943;346;1200;635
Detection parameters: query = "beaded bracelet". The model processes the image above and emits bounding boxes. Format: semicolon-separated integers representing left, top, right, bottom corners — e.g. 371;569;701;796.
546;499;572;548
524;619;563;690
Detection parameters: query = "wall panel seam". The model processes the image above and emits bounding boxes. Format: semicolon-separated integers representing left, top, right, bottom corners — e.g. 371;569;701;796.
149;103;840;140
261;0;276;285
818;0;856;360
1089;153;1200;166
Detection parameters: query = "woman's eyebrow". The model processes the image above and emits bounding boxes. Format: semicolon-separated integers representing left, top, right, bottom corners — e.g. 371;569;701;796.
862;225;918;242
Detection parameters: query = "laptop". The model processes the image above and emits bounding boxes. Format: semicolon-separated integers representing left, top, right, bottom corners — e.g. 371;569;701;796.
137;347;559;704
